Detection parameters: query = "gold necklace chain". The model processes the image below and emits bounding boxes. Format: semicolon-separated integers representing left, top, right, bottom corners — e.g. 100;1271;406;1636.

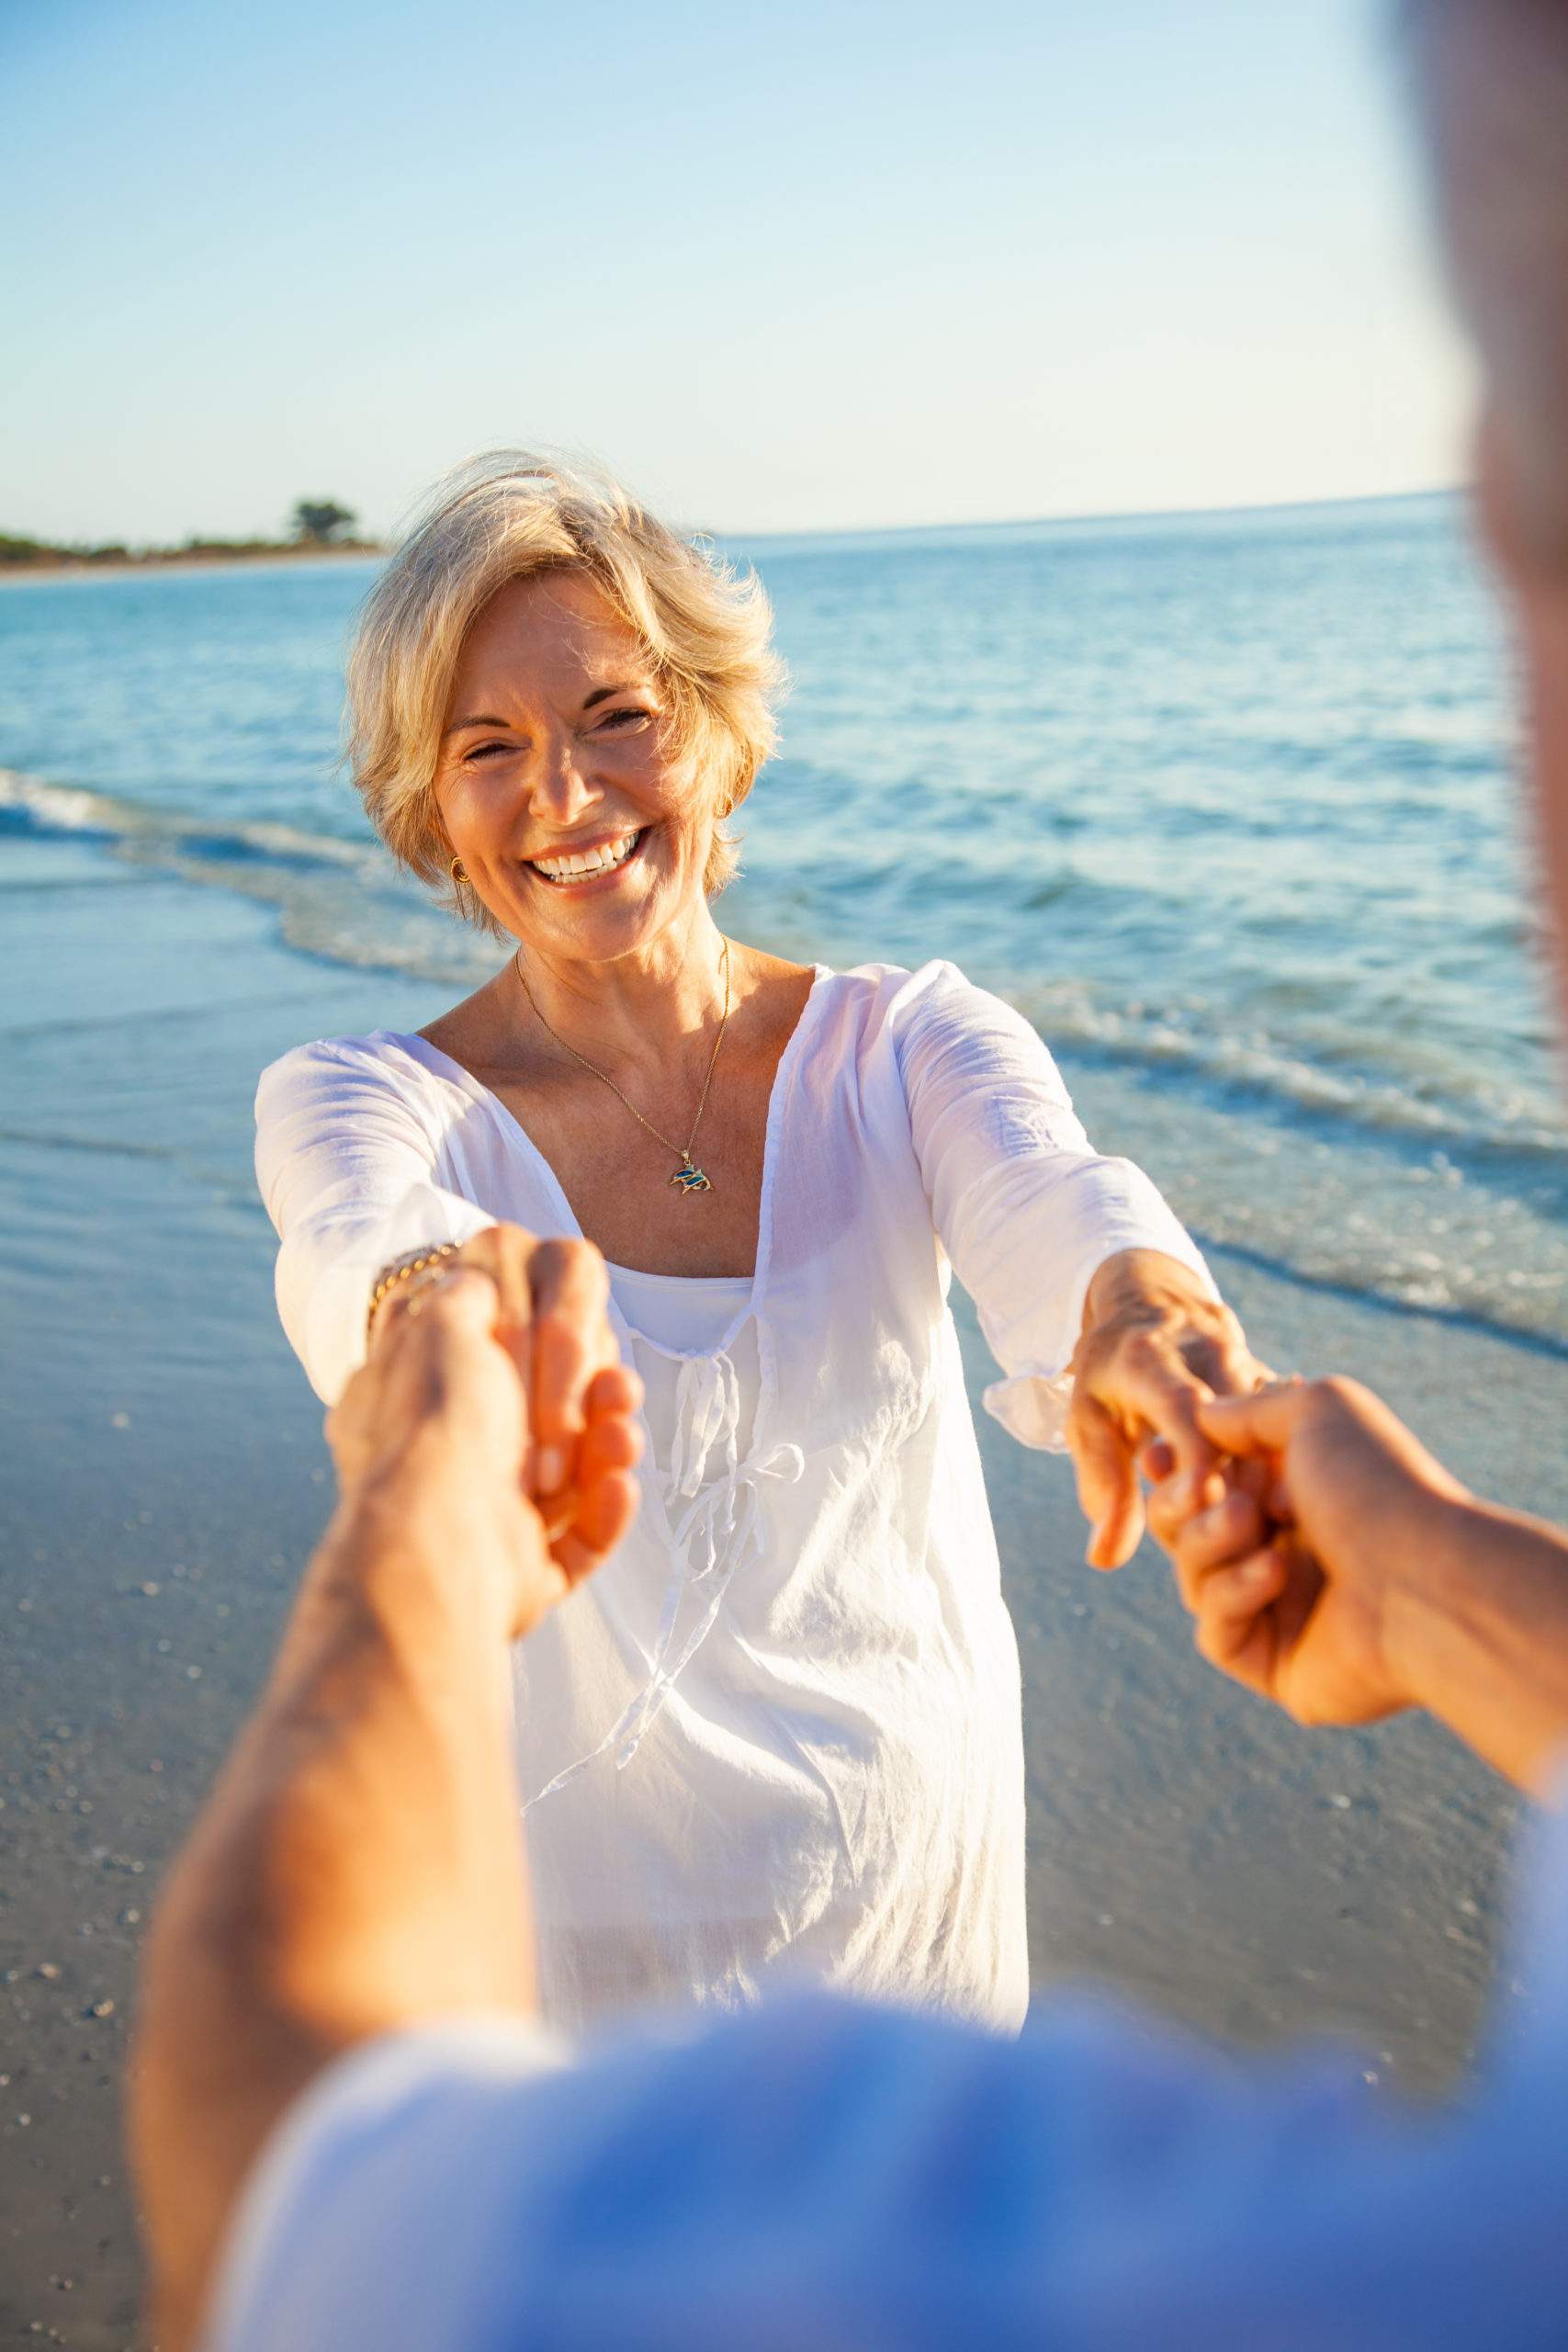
513;938;732;1195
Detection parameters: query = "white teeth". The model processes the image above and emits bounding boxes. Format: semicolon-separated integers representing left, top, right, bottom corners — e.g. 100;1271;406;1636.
532;831;639;883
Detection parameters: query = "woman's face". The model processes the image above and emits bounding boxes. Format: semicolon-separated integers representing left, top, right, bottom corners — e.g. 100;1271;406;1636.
433;570;720;966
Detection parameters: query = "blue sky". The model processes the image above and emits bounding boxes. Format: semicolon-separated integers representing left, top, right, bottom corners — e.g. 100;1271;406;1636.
0;0;1472;542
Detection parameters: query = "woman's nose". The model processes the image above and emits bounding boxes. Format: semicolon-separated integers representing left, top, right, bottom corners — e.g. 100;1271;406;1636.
527;733;600;824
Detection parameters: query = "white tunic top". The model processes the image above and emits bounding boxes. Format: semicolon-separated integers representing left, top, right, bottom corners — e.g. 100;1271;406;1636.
605;1264;761;1475
255;960;1215;2034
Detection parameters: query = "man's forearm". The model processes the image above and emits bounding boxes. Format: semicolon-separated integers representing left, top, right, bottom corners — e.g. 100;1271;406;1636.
1389;1496;1568;1797
132;1482;535;2350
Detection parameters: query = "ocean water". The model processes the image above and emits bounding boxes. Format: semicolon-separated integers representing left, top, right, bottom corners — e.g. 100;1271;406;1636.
4;492;1565;1346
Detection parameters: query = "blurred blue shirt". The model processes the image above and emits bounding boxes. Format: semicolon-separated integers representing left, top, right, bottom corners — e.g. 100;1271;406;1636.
205;1793;1568;2352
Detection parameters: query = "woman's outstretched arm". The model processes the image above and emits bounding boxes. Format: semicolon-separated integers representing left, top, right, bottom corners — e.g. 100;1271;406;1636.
897;964;1265;1566
255;1036;500;1405
259;1038;630;1555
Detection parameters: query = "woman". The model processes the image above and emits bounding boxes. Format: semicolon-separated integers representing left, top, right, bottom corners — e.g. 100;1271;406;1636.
257;452;1254;2035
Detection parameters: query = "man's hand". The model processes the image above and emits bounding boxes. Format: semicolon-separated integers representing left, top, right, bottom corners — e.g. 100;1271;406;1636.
1067;1250;1268;1568
1169;1376;1471;1728
1169;1376;1568;1793
363;1225;641;1594
337;1264;642;1630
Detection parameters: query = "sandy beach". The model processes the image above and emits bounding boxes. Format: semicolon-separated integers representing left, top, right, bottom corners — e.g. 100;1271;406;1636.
2;820;1561;2345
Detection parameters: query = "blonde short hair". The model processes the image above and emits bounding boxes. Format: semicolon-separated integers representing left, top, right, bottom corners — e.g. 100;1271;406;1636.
345;452;785;923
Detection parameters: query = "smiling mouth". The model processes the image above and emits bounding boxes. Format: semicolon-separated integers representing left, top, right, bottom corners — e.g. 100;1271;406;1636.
528;830;643;885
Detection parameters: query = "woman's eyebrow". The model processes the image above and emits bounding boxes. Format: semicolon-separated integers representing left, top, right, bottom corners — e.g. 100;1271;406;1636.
442;683;650;735
441;712;513;737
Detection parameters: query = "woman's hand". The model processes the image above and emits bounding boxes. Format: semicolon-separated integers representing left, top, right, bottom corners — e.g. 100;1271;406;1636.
1067;1249;1269;1569
361;1224;643;1589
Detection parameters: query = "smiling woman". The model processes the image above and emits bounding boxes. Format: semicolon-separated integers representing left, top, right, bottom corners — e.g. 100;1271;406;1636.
345;452;778;919
254;451;1260;2034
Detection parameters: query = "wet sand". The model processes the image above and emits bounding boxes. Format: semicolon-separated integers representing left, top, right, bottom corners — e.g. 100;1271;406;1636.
1;825;1562;2344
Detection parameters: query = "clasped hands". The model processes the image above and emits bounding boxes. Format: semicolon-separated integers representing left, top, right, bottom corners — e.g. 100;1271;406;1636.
1071;1248;1472;1738
348;1224;645;1637
348;1228;1467;1750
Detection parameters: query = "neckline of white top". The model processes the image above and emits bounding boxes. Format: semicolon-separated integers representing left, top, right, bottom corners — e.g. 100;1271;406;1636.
605;1261;755;1292
604;1261;754;1357
382;963;830;1347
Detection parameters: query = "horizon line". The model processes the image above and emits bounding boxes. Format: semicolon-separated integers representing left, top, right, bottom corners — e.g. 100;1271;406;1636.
709;479;1465;552
2;479;1469;575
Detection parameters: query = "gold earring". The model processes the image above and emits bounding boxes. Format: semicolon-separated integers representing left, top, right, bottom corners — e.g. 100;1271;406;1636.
449;855;468;887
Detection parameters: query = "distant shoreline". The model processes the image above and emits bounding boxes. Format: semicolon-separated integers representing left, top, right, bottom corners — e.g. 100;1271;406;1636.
0;541;386;584
2;486;1461;582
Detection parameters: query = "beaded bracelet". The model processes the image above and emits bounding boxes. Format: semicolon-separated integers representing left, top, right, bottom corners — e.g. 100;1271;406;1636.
366;1242;460;1340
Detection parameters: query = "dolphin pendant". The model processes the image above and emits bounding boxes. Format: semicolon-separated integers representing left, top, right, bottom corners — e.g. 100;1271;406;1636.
670;1156;712;1194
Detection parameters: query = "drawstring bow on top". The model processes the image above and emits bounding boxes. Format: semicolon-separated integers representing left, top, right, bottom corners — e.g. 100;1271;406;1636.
524;1328;803;1812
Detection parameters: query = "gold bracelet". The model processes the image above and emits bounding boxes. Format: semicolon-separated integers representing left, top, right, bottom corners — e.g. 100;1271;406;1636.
367;1243;460;1340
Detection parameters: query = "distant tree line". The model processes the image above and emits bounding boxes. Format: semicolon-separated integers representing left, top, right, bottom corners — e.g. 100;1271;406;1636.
0;500;374;569
291;499;357;543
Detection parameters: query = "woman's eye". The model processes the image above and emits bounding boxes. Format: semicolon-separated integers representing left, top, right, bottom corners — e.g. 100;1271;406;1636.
594;706;652;733
461;740;513;763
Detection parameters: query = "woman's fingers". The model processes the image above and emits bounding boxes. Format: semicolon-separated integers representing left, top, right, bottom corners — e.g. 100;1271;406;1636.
1083;1332;1224;1524
1073;1340;1235;1569
445;1227;626;1500
1069;1260;1276;1566
536;1416;641;1516
585;1394;645;1469
545;1471;642;1588
1068;1391;1147;1569
532;1358;644;1568
584;1361;644;1426
1079;1338;1288;1575
527;1238;616;1496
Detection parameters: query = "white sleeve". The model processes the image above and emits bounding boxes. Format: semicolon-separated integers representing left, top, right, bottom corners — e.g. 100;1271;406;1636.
254;1040;498;1407
893;964;1218;1450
